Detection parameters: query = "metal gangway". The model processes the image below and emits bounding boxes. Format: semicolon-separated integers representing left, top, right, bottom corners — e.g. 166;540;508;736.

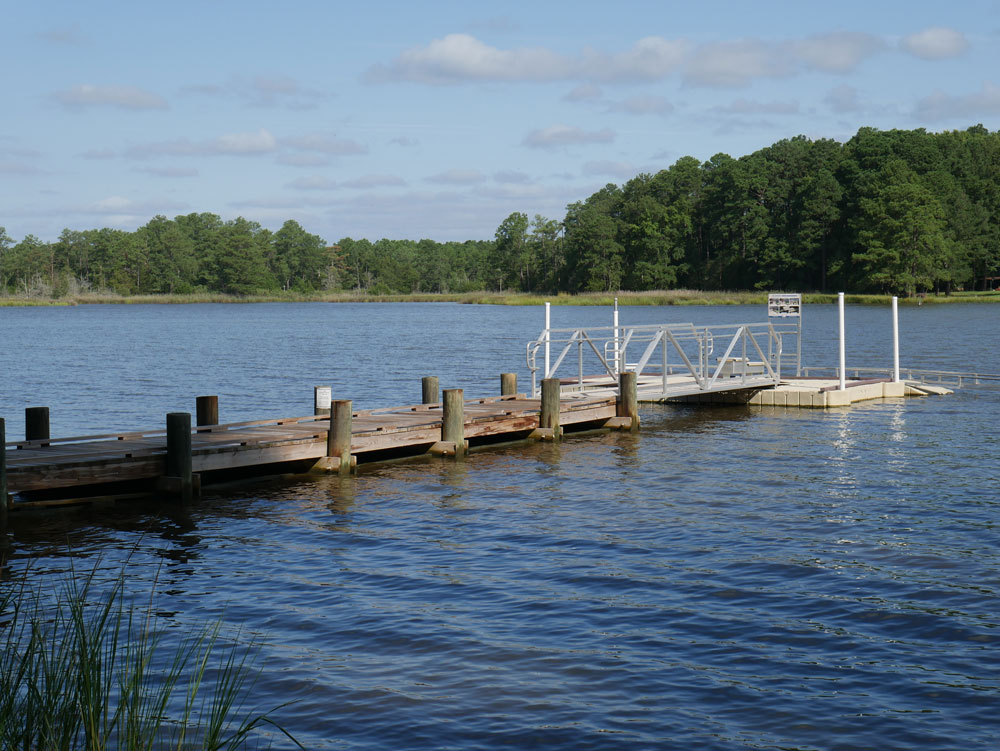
526;320;801;401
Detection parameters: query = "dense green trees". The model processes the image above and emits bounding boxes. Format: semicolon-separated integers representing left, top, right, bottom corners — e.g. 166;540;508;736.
2;126;998;299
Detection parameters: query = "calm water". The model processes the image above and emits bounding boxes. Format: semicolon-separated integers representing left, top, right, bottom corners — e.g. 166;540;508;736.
2;302;999;750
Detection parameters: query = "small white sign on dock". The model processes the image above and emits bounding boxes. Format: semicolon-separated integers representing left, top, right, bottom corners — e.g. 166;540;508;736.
768;293;801;318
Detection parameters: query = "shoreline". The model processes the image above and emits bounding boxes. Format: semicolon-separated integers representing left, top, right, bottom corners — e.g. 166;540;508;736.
2;289;999;308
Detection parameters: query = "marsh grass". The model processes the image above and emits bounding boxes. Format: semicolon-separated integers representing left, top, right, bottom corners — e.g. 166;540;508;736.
3;288;999;307
0;564;302;750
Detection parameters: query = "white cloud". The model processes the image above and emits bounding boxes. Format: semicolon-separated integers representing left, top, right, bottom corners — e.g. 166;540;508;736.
564;84;603;102
133;166;199;177
183;74;328;109
610;95;674;115
494;170;532;184
54;84;168;110
342;174;407;189
128;128;277;158
791;32;885;73
825;85;863;113
81;148;116;160
286;176;338;191
684;40;791;87
901;27;969;60
364;33;685;84
914;82;1000;121
715;98;799;115
276;153;331;167
425;168;487;185
522;124;615;149
390;136;420;147
283;133;367;155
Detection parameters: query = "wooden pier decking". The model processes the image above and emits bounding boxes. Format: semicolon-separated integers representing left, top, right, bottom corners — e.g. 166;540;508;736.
2;391;626;508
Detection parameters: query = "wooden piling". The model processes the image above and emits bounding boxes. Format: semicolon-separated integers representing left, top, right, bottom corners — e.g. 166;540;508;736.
501;372;518;396
438;388;466;456
617;371;639;431
422;376;439;405
25;406;50;446
536;378;562;441
196;395;219;431
164;412;194;503
327;400;355;474
1;417;7;539
314;385;332;416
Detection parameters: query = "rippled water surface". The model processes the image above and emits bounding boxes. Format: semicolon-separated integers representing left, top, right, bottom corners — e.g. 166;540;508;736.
2;302;999;749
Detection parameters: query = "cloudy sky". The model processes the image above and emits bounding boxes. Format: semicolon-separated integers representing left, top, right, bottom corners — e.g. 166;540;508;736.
3;1;998;244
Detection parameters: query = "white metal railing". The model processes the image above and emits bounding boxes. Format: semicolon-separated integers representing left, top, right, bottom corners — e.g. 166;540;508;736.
799;366;1000;388
526;321;800;397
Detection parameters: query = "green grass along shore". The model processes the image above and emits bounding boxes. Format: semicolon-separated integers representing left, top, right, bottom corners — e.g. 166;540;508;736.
3;289;1000;307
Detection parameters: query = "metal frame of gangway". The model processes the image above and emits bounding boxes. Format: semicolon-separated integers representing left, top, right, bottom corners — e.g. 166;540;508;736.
526;321;801;399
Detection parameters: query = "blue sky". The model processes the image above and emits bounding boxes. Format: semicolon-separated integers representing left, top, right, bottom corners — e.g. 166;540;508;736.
3;1;999;244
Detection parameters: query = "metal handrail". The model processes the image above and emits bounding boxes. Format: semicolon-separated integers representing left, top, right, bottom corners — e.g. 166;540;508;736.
799;366;1000;388
527;321;799;396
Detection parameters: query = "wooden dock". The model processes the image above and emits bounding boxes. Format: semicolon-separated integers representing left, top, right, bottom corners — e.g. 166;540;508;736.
1;383;633;512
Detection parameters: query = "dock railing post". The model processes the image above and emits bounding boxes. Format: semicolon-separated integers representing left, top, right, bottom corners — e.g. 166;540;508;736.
892;296;900;383
618;371;639;431
838;292;847;391
539;378;562;441
1;417;7;540
165;412;195;504
544;302;551;380
441;388;466;456
314;386;332;416
25;406;50;447
328;399;355;474
196;395;218;431
501;373;518;397
422;376;439;405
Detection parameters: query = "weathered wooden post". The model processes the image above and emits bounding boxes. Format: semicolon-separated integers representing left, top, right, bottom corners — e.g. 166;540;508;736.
327;399;354;474
422;376;439;405
196;395;218;431
25;406;50;446
501;372;518;396
439;388;466;456
164;412;194;504
536;377;562;441
617;371;639;431
314;385;332;416
0;417;7;539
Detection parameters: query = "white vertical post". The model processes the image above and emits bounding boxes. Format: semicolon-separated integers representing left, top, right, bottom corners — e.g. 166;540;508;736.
838;292;846;391
613;297;620;375
892;296;900;383
544;301;551;379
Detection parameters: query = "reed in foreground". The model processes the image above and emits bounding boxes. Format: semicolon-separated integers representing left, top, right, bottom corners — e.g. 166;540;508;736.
0;563;302;750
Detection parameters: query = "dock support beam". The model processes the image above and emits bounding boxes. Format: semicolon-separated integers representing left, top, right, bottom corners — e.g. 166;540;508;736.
1;418;7;540
163;412;196;504
422;376;439;405
25;407;49;446
501;373;518;396
533;378;561;441
196;395;218;431
617;371;640;431
434;388;466;456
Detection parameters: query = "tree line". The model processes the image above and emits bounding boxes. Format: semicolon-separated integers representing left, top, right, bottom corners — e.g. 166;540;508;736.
2;126;997;298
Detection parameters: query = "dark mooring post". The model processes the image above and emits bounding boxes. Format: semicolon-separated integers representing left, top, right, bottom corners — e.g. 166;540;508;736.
165;412;194;504
422;376;439;405
441;388;466;456
501;372;518;397
0;417;8;540
539;378;562;441
617;371;640;431
25;406;50;446
196;395;219;431
314;385;332;416
326;399;354;474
